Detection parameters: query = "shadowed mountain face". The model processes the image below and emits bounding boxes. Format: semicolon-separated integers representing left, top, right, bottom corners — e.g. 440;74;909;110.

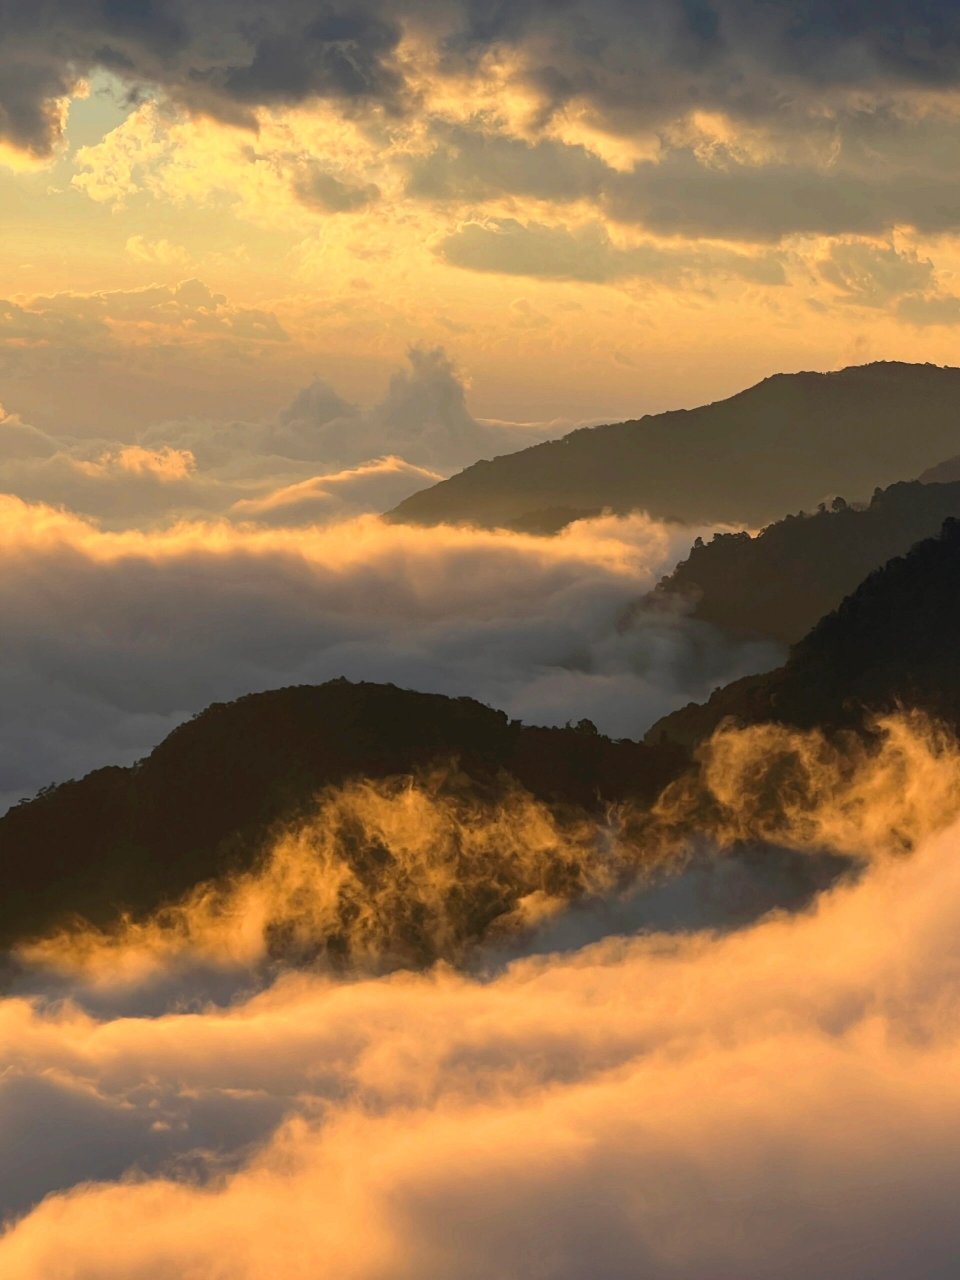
387;362;960;531
0;680;685;948
644;478;960;645
648;518;960;748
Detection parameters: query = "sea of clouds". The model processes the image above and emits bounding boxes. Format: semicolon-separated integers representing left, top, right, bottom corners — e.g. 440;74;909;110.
0;346;783;810
2;717;960;1277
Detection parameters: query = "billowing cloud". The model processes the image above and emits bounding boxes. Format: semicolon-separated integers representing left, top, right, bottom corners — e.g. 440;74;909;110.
3;718;960;1275
0;496;777;811
0;348;574;527
7;1;960;160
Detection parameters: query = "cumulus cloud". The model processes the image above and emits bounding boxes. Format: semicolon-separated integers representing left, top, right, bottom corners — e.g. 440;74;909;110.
0;496;777;811
3;717;960;1275
0;347;575;528
251;346;558;471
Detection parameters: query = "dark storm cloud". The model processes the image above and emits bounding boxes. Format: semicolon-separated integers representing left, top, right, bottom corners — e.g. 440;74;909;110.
7;1;960;156
603;151;960;241
405;126;608;203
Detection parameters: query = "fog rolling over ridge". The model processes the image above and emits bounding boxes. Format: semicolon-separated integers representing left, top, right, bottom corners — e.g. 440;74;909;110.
4;714;960;1277
0;501;778;814
647;477;960;646
389;362;960;531
650;514;960;748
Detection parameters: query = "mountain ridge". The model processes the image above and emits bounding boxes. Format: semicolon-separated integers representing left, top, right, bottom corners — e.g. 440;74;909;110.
388;362;960;531
641;477;960;645
647;517;960;747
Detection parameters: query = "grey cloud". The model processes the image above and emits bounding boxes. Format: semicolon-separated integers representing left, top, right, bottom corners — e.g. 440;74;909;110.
602;149;960;241
5;1;960;158
405;126;607;203
5;4;960;246
819;241;937;307
293;164;380;212
218;9;404;108
0;503;777;811
814;239;960;323
402;118;960;243
437;217;786;285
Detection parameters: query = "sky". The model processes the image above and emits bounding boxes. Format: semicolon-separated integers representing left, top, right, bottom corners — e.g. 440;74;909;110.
3;0;960;438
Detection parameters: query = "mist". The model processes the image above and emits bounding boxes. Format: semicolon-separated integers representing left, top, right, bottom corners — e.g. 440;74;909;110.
3;717;960;1276
0;497;778;811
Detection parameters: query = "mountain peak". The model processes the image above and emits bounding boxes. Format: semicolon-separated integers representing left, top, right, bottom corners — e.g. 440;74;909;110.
388;362;960;531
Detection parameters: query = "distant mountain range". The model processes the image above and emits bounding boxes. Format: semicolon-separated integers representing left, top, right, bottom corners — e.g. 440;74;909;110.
388;362;960;530
648;517;960;747
642;477;960;645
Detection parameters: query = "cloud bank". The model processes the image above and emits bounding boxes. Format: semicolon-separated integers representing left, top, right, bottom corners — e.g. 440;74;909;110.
0;495;777;811
0;346;572;527
3;717;960;1276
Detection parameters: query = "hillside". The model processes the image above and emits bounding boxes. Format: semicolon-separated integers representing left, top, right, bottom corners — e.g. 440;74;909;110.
643;478;960;645
388;362;960;530
0;680;685;947
647;518;960;747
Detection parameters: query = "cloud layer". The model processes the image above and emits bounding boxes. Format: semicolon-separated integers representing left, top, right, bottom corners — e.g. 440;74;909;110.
3;717;960;1277
0;494;778;811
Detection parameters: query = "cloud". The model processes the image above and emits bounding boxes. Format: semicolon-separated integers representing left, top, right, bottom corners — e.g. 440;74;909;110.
815;239;960;323
0;279;288;353
19;714;956;992
7;1;960;160
3;719;960;1274
0;497;776;811
601;147;960;241
437;217;786;285
819;240;936;306
7;3;960;254
292;163;380;212
0;348;575;528
231;456;444;524
192;345;567;472
405;126;608;204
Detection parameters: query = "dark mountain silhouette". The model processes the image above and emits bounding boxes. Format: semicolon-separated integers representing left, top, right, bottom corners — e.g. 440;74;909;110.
0;680;685;948
643;478;960;645
387;363;960;530
648;518;960;747
919;455;960;484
